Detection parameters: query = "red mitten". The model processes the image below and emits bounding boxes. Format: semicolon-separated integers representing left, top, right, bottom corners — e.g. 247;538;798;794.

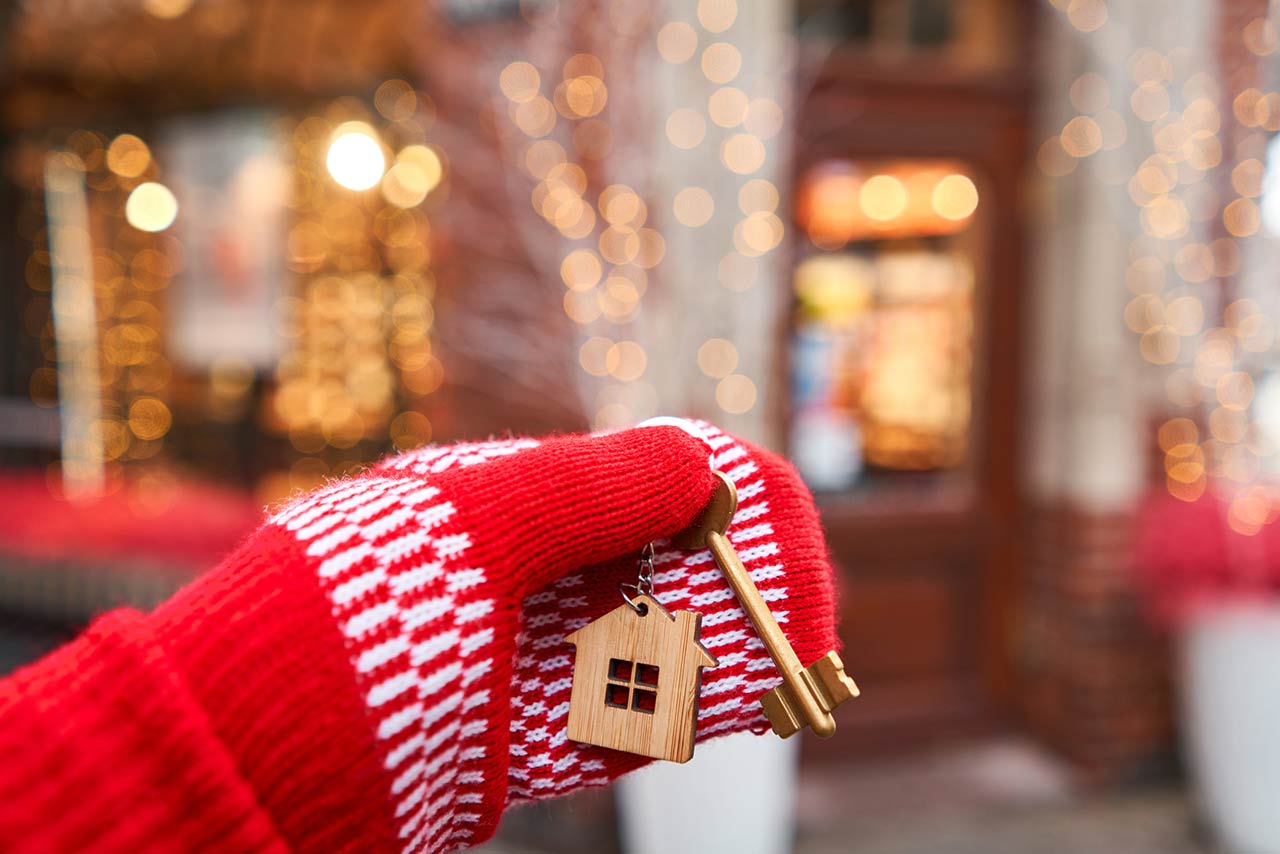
0;421;838;854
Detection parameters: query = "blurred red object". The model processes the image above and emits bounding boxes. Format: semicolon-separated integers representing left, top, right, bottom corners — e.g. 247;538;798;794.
1135;489;1280;626
0;471;261;569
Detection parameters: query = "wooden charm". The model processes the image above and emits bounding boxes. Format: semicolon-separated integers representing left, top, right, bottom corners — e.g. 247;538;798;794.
565;594;717;763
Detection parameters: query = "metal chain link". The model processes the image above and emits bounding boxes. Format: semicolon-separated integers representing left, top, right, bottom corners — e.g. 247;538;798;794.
620;541;657;613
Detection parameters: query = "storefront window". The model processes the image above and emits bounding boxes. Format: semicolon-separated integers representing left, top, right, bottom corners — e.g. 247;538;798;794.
789;159;980;492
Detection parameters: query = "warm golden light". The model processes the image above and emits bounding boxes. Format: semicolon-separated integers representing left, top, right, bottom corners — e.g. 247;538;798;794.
931;174;979;221
674;187;715;227
600;185;646;227
1245;17;1279;56
500;61;541;103
859;175;907;221
1224;197;1260;237
718;252;758;291
744;98;784;139
635;228;666;268
127;397;172;440
697;338;738;378
708;87;749;127
606;341;647;381
697;0;737;32
514;96;557;137
701;42;742;84
735;212;783;255
1234;88;1263;127
1130;82;1170;122
716;374;757;413
579;337;613;377
1232;158;1264;197
1060;116;1102;157
738;179;779;214
106;134;151;178
1218;372;1255;411
564;54;604;78
666;108;707;149
381;145;442;208
524;140;566;178
326;124;385;191
561;249;603;291
1158;418;1199;452
558;76;608;118
1066;0;1107;32
142;0;193;18
125;182;178;232
720;133;765;174
1069;72;1109;113
376;80;418;122
390;412;432;449
1140;326;1179;364
657;22;698;64
564;290;602;324
1037;136;1078;176
1165;295;1204;335
598;227;639;265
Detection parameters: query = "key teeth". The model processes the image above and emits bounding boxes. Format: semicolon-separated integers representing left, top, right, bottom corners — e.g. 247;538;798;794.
759;652;860;739
760;687;802;739
812;651;860;706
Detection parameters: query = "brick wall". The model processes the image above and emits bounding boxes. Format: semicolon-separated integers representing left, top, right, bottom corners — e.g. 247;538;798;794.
1021;501;1176;780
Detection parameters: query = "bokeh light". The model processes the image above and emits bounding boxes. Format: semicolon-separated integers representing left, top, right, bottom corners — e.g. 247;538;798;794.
667;108;707;149
932;174;979;221
716;373;757;414
697;338;738;378
125;182;179;232
674;187;715;227
657;22;698;64
697;0;737;33
701;42;742;84
326;123;385;191
106;134;151;178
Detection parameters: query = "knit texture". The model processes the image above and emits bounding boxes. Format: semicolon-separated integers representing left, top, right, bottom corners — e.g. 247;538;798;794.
0;421;839;853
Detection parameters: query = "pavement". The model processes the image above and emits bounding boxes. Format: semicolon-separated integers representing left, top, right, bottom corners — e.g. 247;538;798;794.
481;739;1213;854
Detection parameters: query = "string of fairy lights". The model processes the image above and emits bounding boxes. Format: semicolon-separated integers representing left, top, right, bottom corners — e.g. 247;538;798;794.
21;79;443;503
22;130;176;481
1043;1;1279;534
499;0;782;428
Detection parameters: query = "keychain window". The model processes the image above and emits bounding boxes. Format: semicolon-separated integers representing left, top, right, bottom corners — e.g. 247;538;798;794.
604;657;659;714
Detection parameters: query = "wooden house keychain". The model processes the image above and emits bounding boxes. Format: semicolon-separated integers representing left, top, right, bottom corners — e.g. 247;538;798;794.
565;543;717;763
567;470;860;761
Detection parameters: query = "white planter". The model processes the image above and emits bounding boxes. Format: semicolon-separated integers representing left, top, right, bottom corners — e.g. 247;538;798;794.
1182;602;1280;853
617;733;797;854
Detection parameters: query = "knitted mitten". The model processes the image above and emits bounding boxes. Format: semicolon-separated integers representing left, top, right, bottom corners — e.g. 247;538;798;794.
0;421;838;854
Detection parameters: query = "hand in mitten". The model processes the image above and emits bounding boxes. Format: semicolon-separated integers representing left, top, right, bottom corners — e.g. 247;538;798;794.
0;421;838;854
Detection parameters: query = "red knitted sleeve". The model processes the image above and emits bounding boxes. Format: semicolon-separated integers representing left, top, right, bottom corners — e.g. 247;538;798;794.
0;609;288;853
0;424;839;854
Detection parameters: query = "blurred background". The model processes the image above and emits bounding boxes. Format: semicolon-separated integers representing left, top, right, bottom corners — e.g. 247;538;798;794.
3;0;1280;851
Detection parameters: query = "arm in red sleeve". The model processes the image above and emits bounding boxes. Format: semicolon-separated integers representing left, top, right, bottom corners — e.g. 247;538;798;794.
0;423;840;854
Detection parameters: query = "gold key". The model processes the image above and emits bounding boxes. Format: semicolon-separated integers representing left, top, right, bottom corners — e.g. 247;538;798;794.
673;471;859;739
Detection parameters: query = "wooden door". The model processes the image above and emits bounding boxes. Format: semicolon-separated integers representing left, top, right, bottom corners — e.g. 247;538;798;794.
784;62;1030;756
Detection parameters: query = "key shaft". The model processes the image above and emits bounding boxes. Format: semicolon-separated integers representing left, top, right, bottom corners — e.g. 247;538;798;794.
704;528;837;737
